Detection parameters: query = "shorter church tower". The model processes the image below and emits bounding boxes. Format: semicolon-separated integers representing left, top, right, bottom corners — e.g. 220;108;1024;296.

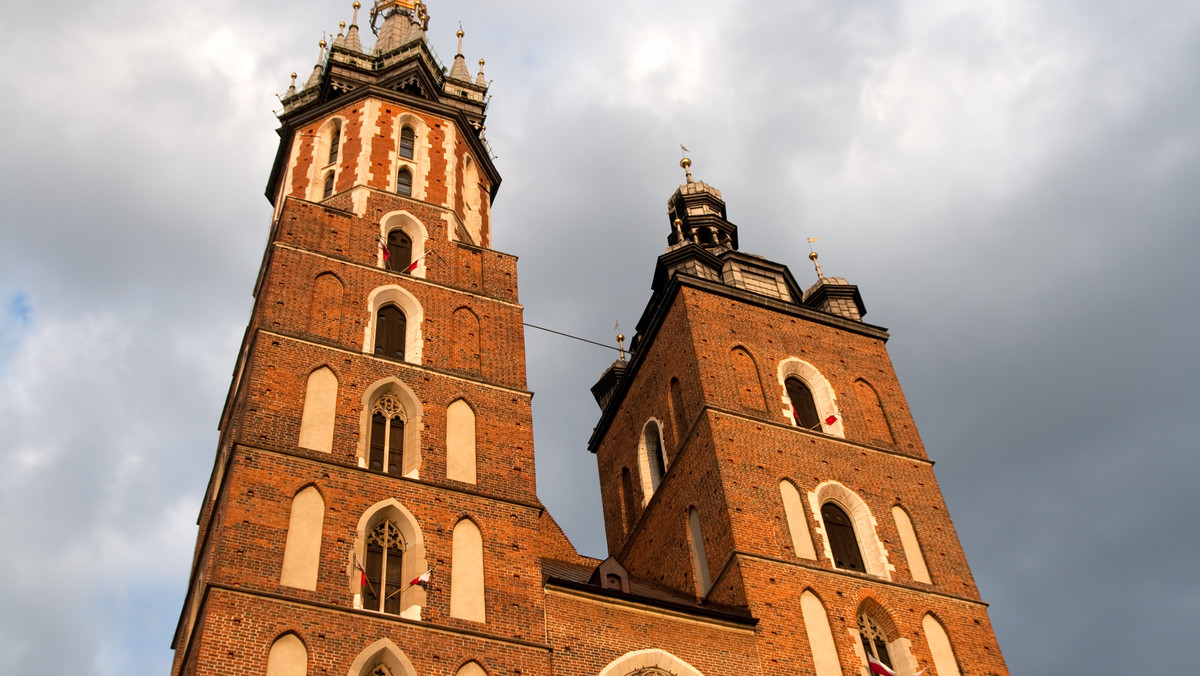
587;158;1008;676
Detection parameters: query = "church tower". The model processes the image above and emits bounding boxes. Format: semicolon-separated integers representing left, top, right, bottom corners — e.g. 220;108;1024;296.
587;159;1009;675
171;3;585;675
173;4;1008;676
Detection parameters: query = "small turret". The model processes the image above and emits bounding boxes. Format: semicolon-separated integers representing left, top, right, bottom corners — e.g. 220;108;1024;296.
448;28;472;81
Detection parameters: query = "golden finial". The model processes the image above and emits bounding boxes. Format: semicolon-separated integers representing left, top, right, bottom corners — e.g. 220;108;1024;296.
680;156;695;183
352;1;360;25
479;58;485;67
457;24;465;54
290;72;297;85
617;334;626;361
807;237;825;279
339;21;346;31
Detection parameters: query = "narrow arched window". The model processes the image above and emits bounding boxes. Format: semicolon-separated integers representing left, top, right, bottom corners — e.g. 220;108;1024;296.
397;167;413;197
364;519;405;614
328;120;341;164
369;393;405;476
858;614;894;672
374;304;406;359
688;507;711;596
785;376;821;429
323;170;336;199
645;422;666;489
821;502;866;572
399;126;415;159
386;230;413;272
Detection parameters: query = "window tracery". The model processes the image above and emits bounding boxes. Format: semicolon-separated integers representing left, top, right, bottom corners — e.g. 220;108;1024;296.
370;393;405;476
365;519;405;614
858;613;894;671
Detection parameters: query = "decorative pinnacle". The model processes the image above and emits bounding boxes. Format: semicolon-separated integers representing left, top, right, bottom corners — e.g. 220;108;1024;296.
680;157;695;184
318;38;327;60
617;334;626;361
457;25;464;54
352;1;360;25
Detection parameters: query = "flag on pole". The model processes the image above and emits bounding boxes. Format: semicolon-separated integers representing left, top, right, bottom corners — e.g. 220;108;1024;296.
404;258;420;273
354;554;368;588
824;414;838;425
410;570;431;586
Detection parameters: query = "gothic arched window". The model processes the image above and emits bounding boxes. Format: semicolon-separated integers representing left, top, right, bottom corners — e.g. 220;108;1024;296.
785;376;821;429
369;393;405;476
364;519;405;614
387;230;413;272
374;304;406;359
397;167;413;197
323;170;336;199
328;120;341;164
858;613;895;672
399;126;415;160
821;502;866;572
645;422;666;489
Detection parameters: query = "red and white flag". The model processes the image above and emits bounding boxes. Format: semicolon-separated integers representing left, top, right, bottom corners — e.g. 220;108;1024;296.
404;257;420;273
867;656;926;676
867;656;894;676
354;554;368;588
824;414;838;425
410;570;431;586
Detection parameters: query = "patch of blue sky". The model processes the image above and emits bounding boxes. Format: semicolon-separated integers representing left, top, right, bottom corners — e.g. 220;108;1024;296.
0;291;33;372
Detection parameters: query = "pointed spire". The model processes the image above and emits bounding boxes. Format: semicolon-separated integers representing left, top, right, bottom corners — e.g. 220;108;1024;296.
285;72;297;98
333;21;346;48
476;58;487;86
448;27;472;81
345;2;364;52
303;40;327;90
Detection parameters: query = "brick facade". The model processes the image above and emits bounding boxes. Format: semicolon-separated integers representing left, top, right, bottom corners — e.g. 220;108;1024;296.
172;9;1006;676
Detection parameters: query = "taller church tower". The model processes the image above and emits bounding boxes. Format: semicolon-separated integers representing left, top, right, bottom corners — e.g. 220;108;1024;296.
173;4;1007;676
171;3;586;675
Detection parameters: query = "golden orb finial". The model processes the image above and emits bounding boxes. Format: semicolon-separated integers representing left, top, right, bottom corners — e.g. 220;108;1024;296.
319;39;327;48
680;157;695;183
617;333;626;361
457;29;464;38
340;21;346;29
479;58;485;67
809;251;818;261
353;1;360;8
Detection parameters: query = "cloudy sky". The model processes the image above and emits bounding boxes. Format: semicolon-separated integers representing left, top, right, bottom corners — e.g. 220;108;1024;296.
1;0;1197;673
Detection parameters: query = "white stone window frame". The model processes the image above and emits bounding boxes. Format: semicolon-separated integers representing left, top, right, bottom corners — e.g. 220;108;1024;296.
636;418;669;506
808;480;894;580
363;285;424;364
350;501;429;621
848;605;920;676
309;116;348;202
345;638;419;676
777;357;845;438
389;114;430;202
377;210;429;279
598;649;707;676
357;377;423;478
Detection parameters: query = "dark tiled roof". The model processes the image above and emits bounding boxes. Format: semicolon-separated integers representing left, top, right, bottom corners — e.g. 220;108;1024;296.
540;559;755;625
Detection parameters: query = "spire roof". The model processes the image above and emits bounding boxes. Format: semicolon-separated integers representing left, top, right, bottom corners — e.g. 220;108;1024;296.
448;28;472;81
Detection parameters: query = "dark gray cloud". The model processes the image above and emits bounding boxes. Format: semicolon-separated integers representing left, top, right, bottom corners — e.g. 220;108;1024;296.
1;0;1196;674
